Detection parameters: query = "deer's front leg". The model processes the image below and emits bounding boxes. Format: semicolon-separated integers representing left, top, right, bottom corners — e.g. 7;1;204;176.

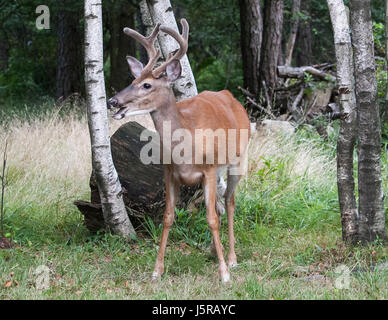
152;166;179;280
203;168;230;283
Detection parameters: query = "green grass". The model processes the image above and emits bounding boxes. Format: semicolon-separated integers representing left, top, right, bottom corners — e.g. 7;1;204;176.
0;105;387;300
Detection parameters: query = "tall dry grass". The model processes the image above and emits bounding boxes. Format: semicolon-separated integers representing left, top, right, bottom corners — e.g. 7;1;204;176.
247;125;335;185
0;107;155;206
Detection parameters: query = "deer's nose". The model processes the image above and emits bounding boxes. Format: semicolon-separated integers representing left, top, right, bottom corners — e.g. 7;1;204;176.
107;97;119;109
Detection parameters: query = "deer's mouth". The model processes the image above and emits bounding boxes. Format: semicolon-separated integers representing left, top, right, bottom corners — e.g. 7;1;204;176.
112;106;129;120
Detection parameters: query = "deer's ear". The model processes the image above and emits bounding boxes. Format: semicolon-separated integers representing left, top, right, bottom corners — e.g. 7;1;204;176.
166;59;182;83
126;56;144;78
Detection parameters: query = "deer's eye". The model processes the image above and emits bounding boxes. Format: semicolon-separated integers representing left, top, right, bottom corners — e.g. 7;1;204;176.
143;83;152;89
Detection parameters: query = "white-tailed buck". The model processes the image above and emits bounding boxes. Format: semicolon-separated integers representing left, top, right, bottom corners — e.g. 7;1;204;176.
107;19;250;282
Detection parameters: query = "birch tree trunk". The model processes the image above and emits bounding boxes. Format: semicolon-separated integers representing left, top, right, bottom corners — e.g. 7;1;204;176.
139;0;198;101
285;0;301;66
350;0;386;243
327;0;358;244
84;0;135;239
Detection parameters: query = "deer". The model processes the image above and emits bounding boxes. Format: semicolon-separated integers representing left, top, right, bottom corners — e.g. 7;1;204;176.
107;19;250;283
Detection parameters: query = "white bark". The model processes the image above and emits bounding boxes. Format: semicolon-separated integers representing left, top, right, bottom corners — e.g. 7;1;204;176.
140;0;198;101
350;0;386;243
327;0;358;243
84;0;135;239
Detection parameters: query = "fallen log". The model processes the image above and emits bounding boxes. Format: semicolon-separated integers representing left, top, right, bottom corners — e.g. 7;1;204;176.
277;65;336;82
75;121;200;233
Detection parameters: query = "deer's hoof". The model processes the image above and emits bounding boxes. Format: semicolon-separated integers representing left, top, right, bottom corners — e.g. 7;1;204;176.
151;271;162;281
221;272;231;283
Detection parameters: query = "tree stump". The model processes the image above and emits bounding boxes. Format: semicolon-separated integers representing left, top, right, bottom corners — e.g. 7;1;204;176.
75;121;200;233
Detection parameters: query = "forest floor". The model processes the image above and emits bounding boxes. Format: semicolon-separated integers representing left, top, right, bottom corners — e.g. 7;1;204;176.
0;100;387;300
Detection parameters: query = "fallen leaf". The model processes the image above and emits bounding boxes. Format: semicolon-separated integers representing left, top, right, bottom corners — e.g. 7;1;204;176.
106;289;113;294
75;290;82;295
5;281;12;288
180;243;189;250
103;255;113;263
9;272;14;277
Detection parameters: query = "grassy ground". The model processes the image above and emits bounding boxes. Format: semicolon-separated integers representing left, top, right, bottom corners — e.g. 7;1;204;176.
0;102;387;300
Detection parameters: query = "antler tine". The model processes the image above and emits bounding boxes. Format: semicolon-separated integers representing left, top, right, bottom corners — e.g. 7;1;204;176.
123;23;161;75
152;19;189;78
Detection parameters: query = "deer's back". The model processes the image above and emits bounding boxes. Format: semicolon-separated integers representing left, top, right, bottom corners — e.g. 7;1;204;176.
177;90;250;135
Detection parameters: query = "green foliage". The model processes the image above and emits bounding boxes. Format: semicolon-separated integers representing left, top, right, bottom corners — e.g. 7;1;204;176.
193;55;243;99
376;59;387;100
143;207;211;248
0;0;59;99
371;0;387;24
373;22;385;57
0;38;57;98
172;0;242;95
382;122;388;150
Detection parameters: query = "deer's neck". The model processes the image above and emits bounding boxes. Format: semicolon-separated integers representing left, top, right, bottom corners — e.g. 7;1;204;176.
150;90;185;146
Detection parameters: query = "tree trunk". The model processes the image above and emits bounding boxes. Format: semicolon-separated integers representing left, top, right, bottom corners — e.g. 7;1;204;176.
385;0;388;123
56;3;82;101
84;0;135;239
285;0;301;66
239;0;263;99
260;0;284;99
139;0;198;101
350;0;386;243
107;0;137;94
0;34;9;71
296;0;312;66
328;0;358;244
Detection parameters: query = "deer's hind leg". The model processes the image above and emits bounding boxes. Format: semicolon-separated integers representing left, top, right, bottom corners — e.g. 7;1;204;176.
210;167;227;256
225;165;242;268
203;167;230;282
